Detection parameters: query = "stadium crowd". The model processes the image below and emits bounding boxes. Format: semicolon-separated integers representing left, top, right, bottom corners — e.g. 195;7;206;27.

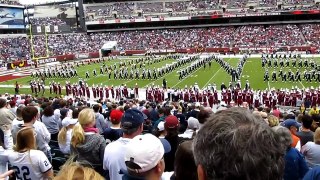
0;82;319;179
0;23;318;61
83;0;317;21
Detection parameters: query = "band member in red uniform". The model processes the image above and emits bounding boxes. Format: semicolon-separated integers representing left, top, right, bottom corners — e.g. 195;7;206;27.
184;91;189;102
58;84;62;95
284;94;290;106
214;90;218;104
291;93;297;107
198;93;203;103
311;94;318;107
65;84;69;96
86;86;90;99
92;86;96;99
254;96;260;108
123;86;128;98
111;86;114;99
99;87;103;99
208;94;214;108
105;87;109;99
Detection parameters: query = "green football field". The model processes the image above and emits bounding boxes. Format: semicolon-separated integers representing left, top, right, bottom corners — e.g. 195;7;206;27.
0;56;319;96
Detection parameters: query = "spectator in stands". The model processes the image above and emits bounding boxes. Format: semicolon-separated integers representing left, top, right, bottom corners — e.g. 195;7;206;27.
93;104;107;134
153;107;167;128
0;98;15;129
11;106;51;160
296;115;314;146
301;128;320;168
300;104;306;115
272;126;309;180
154;121;166;138
268;115;280;127
309;105;319;116
175;106;186;133
8;127;53;179
282;119;302;151
197;109;210;129
164;115;181;172
54;162;104;180
186;103;200;120
103;108;144;180
9;100;17;115
170;140;198;180
179;117;199;139
193;107;285;180
71;108;106;175
42;106;60;141
122;133;170;180
273;106;281;118
58;116;78;155
12;104;24;126
303;166;320;180
103;109;123;142
149;103;159;123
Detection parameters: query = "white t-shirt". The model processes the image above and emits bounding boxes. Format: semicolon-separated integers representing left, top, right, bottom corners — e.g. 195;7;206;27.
103;137;131;180
59;129;72;154
7;150;52;180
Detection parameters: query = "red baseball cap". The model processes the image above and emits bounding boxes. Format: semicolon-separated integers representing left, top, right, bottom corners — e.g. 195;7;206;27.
110;110;123;124
165;115;179;129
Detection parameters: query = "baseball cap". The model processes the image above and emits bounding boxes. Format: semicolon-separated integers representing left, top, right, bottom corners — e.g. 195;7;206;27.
125;134;171;173
121;109;144;130
157;121;165;131
62;117;78;127
165;115;179;129
281;119;301;129
110;110;123;124
187;117;200;129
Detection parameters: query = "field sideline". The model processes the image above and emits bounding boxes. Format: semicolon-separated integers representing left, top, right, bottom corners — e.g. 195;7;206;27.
0;56;319;96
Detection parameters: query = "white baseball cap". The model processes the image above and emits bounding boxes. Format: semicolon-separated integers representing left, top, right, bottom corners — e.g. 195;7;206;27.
62;117;78;127
157;121;165;131
125;134;170;173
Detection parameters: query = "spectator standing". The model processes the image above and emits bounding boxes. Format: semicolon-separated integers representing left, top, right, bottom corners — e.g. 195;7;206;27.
282;119;302;151
7;127;53;179
164;115;181;172
296;115;314;147
58;116;78;155
93;104;107;134
122;134;170;180
103;109;123;142
301;128;320;168
309;105;319;116
41;106;60;141
272;126;309;180
178;117;200;139
103;109;144;180
11;106;51;160
71;108;106;175
0;98;15;129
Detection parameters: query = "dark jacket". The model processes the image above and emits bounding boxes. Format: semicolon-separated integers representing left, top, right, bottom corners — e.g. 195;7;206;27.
284;147;309;180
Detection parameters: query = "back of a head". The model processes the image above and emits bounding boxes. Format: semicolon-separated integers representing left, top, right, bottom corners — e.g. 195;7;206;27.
0;98;6;108
193;107;284;180
54;161;104;180
174;141;197;180
14;127;36;152
92;104;100;113
271;126;293;149
314;128;320;144
22;106;38;123
78;108;94;126
301;114;313;129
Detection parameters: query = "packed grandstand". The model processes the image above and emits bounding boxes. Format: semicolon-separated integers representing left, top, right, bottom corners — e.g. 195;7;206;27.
0;0;319;180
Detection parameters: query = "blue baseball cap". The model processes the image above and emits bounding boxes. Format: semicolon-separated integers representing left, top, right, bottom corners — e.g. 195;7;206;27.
121;108;145;129
281;119;301;129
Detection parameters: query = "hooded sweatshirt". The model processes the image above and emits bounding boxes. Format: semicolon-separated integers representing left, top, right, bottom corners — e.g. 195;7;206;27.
71;132;106;167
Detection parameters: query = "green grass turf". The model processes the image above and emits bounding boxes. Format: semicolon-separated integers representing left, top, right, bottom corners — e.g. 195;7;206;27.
0;57;319;96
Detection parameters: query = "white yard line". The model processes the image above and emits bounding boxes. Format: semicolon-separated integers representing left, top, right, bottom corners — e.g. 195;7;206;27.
299;81;306;89
202;67;222;90
267;81;271;90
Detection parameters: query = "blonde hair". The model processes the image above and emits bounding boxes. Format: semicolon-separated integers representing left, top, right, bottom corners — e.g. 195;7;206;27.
58;127;68;145
314;128;320;145
268;115;279;127
54;161;104;180
71;108;95;147
14;127;37;152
